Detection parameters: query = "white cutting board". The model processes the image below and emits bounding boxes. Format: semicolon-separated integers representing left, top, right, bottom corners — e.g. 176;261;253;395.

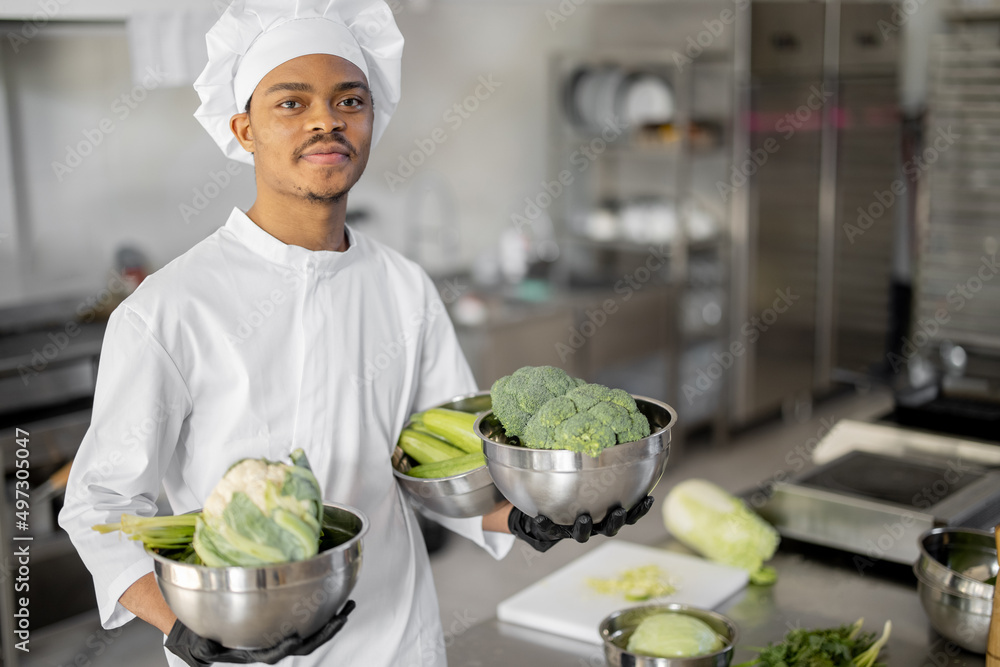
497;541;748;645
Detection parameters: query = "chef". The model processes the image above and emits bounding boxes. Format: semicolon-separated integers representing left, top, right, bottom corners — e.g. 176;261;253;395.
58;1;652;665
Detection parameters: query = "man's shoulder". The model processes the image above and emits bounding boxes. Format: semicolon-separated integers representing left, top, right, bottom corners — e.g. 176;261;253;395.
117;227;230;316
352;228;431;288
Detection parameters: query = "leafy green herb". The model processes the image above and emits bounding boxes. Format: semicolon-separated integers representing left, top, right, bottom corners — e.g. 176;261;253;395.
733;618;891;667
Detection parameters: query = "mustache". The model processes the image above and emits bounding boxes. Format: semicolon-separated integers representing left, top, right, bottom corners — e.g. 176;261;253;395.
295;133;356;158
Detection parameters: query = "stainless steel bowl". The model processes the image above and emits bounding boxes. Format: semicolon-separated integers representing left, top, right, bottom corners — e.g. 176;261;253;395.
600;604;737;667
148;503;367;650
391;392;506;519
474;396;675;524
913;526;997;654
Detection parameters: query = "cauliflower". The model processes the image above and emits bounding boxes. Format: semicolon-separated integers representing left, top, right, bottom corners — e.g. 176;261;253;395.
521;383;651;457
490;365;584;439
194;449;324;567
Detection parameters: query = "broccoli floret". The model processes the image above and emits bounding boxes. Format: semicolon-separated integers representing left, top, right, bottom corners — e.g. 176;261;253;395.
554;414;617;456
522;396;579;446
589;401;634;434
521;383;651;457
490;366;584;438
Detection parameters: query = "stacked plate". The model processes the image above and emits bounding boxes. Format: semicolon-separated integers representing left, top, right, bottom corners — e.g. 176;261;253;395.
566;64;674;133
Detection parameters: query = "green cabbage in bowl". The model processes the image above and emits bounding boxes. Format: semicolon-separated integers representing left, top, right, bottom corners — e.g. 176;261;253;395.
627;612;724;658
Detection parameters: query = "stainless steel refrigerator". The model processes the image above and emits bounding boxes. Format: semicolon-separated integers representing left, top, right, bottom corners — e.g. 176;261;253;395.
729;0;901;425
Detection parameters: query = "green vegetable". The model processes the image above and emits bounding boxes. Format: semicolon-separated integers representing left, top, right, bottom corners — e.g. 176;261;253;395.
407;421;439;438
733;618;892;667
406;452;486;478
417;408;483;454
521;383;651;457
397;408;488;477
91;513;197;549
627;613;723;658
587;564;676;601
192;448;324;567
662;479;780;585
490;365;584;439
750;565;778;586
93;449;324;568
398;428;465;464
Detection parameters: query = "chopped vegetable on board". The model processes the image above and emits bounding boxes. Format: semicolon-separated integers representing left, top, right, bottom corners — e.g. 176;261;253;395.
587;564;676;601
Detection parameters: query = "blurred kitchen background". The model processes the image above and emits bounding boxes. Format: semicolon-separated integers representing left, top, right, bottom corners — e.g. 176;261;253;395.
1;0;1000;664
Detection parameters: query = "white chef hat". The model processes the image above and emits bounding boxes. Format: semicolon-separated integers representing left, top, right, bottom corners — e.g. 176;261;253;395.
193;0;404;165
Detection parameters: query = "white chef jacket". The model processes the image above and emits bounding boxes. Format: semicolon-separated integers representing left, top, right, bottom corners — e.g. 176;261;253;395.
58;207;514;667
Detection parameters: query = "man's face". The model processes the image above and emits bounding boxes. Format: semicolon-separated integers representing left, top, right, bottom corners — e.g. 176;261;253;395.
234;54;373;204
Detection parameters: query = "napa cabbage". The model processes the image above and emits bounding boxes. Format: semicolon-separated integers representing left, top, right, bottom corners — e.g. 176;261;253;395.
663;479;780;585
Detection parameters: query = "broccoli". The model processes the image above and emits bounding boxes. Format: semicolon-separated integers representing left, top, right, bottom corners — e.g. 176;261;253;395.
490;365;585;438
522;383;651;457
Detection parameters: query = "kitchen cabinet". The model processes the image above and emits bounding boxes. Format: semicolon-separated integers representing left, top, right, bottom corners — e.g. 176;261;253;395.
453;284;674;393
0;315;105;667
456;302;583;383
581;287;673;378
0;412;100;667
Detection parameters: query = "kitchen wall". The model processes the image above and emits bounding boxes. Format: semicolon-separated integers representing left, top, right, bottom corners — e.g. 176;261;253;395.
0;0;940;311
359;2;602;274
0;20;253;309
0;1;744;310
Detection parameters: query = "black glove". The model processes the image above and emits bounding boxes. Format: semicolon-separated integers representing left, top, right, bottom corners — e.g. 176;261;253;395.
508;496;655;553
165;600;355;667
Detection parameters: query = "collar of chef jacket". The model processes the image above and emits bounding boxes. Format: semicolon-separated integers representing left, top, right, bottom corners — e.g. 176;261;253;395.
223;207;361;274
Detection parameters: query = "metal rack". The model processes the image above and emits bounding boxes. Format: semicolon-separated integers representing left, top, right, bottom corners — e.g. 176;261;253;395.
546;47;733;440
916;18;1000;358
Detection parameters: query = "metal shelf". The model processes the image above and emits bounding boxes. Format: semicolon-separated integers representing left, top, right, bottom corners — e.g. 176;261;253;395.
548;47;733;442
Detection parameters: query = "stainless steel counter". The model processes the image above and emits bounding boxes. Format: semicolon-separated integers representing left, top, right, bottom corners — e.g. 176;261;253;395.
438;389;987;667
448;542;986;667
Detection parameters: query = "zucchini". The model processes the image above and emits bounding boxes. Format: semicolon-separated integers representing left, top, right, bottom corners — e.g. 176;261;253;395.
398;429;464;465
420;408;482;454
406;452;486;479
